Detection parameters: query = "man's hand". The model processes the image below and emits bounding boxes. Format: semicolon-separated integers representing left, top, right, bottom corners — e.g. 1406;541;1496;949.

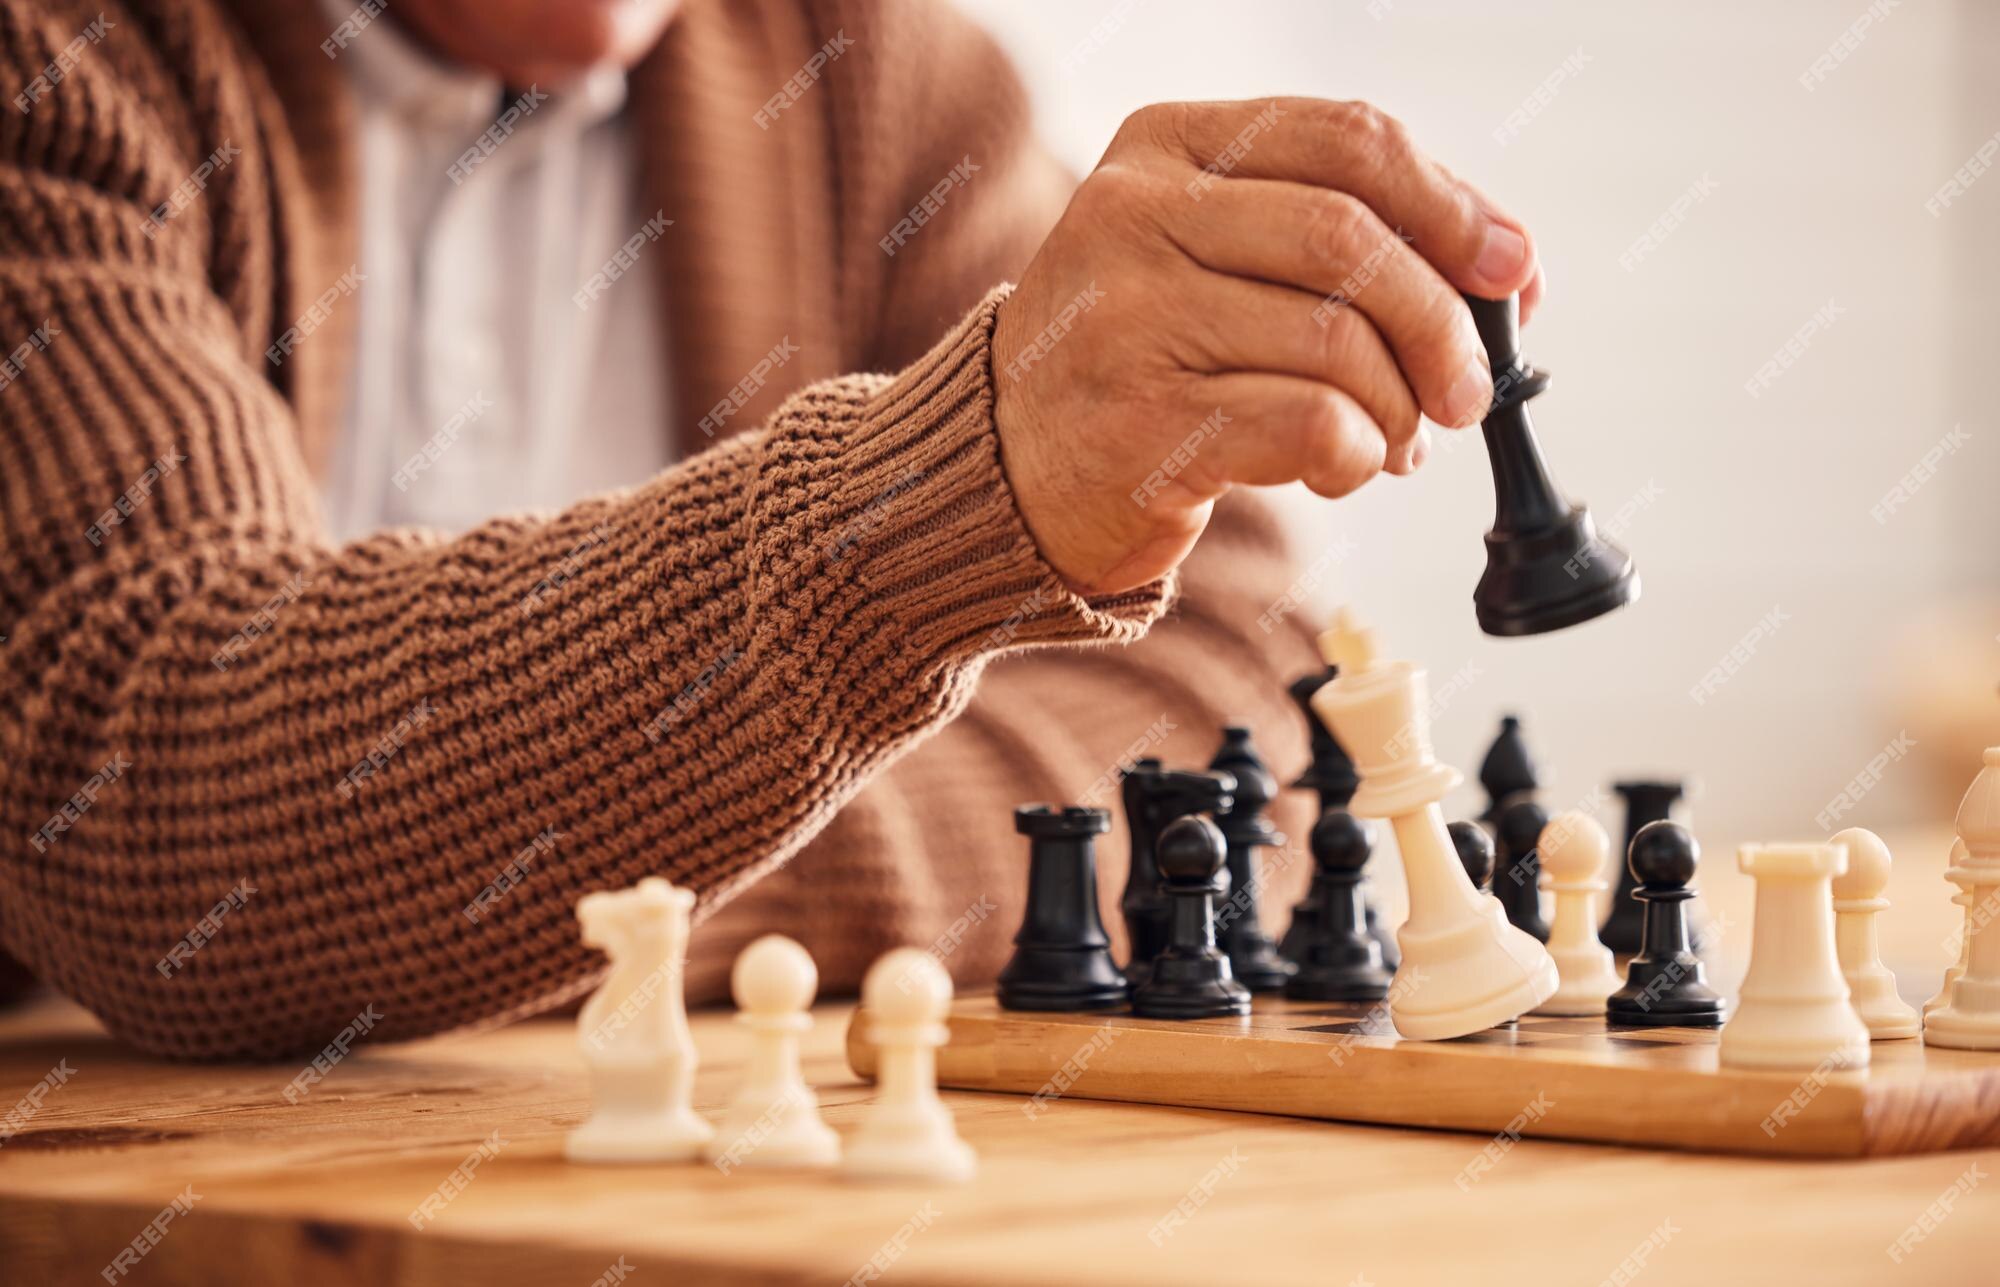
992;98;1544;595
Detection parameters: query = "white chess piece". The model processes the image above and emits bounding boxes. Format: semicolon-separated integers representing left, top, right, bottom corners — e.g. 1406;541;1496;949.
566;878;715;1163
1925;841;1972;1018
1828;827;1920;1040
1924;749;2000;1050
704;935;840;1170
843;948;977;1183
1532;812;1623;1016
1310;609;1557;1039
1719;843;1870;1071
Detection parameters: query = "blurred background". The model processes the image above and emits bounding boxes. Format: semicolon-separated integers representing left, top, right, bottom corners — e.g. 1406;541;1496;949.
962;0;2000;849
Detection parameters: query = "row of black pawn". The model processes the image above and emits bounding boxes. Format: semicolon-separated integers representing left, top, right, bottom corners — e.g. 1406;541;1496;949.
996;669;1708;1022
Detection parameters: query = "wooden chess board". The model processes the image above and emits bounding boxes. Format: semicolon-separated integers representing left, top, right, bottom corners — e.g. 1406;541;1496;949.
844;992;2000;1158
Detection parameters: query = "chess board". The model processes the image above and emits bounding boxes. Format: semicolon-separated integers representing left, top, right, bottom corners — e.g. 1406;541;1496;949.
844;992;2000;1158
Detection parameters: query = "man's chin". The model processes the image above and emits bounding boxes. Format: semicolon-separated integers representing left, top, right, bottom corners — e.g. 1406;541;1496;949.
401;0;683;84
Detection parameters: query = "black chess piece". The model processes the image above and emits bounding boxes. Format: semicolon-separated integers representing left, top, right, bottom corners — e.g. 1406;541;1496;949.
1279;670;1397;972
1284;810;1392;1002
1449;820;1495;893
998;805;1130;1011
1464;292;1639;637
1208;726;1295;992
1607;820;1724;1028
1119;759;1235;983
1476;715;1538;828
1132;815;1252;1020
1602;780;1686;953
1493;798;1552;942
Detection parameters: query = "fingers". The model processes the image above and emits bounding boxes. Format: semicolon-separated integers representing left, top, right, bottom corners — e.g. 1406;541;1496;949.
1140;98;1539;300
1169;272;1425;474
1160;176;1492;429
1178;372;1390;500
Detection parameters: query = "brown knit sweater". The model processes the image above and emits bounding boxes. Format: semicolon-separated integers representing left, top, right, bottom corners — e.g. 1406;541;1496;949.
0;0;1320;1058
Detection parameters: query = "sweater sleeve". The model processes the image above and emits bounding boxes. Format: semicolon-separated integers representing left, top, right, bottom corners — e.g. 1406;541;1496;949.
0;5;1168;1057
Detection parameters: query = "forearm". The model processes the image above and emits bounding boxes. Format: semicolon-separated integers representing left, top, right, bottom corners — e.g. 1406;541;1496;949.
0;290;1169;1058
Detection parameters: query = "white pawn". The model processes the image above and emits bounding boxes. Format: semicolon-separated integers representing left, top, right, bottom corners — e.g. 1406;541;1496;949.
1719;843;1870;1072
843;948;976;1184
1533;812;1624;1016
1828;828;1920;1040
566;878;715;1163
1925;748;2000;1050
1925;841;1971;1018
703;935;839;1170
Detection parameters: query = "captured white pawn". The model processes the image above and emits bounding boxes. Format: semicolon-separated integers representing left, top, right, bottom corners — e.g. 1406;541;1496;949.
1829;828;1920;1039
566;878;714;1163
1719;843;1870;1072
844;948;976;1184
703;935;839;1171
1533;812;1624;1016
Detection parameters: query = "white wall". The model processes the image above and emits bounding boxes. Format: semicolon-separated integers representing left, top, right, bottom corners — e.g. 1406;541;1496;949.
957;0;1999;845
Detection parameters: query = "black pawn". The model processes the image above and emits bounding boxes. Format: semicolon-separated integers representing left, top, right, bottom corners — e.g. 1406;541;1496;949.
998;806;1129;1012
1208;726;1294;992
1602;780;1685;953
1476;715;1539;828
1132;815;1252;1020
1493;798;1552;942
1449;821;1496;893
1464;292;1639;637
1280;670;1397;972
1119;759;1235;983
1284;810;1391;1002
1607;821;1724;1028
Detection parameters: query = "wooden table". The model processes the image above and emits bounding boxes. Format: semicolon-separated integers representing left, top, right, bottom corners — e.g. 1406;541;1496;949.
2;827;1994;1285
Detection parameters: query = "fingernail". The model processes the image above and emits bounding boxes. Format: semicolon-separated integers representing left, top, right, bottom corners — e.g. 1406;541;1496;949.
1444;358;1493;428
1409;427;1432;470
1475;223;1527;286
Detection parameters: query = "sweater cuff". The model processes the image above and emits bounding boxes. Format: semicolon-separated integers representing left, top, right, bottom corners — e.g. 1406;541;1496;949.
806;285;1173;665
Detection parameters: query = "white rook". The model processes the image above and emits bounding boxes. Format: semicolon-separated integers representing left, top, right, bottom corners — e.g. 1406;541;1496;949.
1719;843;1870;1071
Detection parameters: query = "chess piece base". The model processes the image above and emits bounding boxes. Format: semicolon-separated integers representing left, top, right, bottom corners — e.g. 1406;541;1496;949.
1923;997;2000;1050
1390;903;1558;1041
1533;947;1622;1017
1719;1000;1871;1069
566;1109;714;1164
1133;954;1252;1020
1474;508;1639;638
1227;941;1296;993
702;1101;840;1169
1606;993;1725;1028
1285;959;1391;1003
996;974;1131;1012
843;1107;978;1184
1846;971;1921;1040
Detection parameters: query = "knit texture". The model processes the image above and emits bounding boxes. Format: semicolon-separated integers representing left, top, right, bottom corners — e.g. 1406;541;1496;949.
0;0;1321;1056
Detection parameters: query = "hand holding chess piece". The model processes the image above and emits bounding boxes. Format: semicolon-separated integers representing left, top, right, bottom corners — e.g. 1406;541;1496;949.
845;949;976;1183
1310;608;1556;1038
566;878;714;1163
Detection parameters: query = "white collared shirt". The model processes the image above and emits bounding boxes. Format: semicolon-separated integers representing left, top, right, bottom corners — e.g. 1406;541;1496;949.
317;6;674;540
